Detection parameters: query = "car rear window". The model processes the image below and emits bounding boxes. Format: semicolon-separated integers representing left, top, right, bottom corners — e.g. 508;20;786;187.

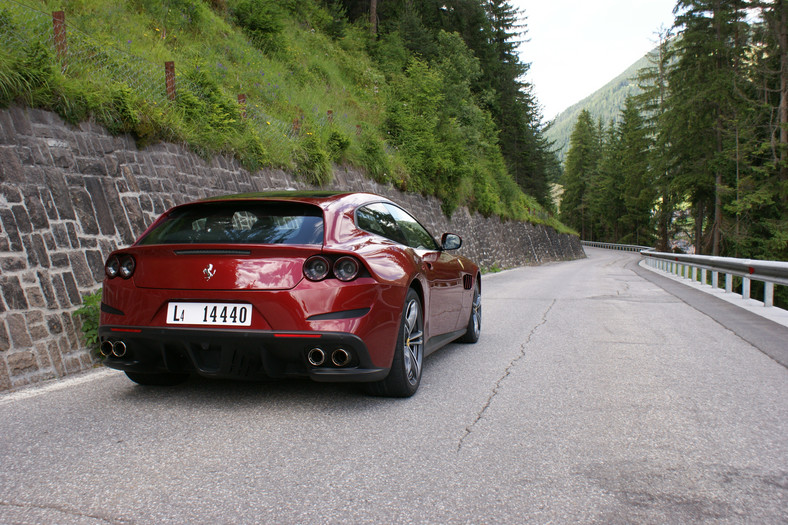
137;201;324;245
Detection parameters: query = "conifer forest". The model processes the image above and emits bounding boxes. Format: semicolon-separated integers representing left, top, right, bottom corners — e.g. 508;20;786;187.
559;0;787;264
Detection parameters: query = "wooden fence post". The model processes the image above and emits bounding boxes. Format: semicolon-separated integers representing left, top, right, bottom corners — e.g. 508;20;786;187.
52;11;67;72
165;61;176;101
238;94;247;119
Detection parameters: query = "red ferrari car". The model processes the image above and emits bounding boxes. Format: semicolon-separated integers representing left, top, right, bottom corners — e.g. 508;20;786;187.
98;191;481;397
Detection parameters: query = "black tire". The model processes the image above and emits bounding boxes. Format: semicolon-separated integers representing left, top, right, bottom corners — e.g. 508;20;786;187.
365;288;424;398
458;279;481;343
124;371;189;386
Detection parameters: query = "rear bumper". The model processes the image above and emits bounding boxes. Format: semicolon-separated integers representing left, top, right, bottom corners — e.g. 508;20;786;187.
98;326;389;382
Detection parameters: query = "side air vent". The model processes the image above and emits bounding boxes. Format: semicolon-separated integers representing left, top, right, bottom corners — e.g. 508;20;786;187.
463;274;474;290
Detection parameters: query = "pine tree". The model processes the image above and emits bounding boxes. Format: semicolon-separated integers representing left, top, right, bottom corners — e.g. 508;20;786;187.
560;110;600;237
617;96;655;245
590;123;625;241
665;0;750;255
484;0;553;207
636;27;676;251
727;0;788;261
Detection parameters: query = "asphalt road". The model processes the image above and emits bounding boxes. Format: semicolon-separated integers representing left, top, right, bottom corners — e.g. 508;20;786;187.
1;247;786;524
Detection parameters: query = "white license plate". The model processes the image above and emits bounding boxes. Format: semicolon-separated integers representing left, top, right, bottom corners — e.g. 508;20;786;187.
167;303;252;326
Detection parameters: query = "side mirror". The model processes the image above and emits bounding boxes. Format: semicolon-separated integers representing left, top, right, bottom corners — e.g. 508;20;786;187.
441;233;462;251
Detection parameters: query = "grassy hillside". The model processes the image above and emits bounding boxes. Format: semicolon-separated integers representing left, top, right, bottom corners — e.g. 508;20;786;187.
0;0;569;233
544;53;652;162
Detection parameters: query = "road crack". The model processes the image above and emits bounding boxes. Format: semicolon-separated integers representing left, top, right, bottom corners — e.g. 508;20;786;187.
456;299;556;452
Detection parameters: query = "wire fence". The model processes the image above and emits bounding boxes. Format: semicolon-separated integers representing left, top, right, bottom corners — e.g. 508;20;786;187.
0;0;364;164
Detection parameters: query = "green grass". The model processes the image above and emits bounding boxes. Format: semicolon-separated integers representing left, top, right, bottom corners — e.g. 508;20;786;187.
0;0;570;230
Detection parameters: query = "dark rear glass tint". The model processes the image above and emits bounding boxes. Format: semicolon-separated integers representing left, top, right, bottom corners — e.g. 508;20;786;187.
138;201;324;245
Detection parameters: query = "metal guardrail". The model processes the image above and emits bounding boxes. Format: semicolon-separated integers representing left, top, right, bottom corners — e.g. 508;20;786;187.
581;241;652;253
583;241;788;308
640;250;788;308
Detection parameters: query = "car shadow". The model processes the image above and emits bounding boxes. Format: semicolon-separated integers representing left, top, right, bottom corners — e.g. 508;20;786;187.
115;374;359;400
107;340;471;409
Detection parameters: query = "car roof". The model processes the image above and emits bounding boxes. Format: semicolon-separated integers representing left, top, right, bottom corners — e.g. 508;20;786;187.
198;191;393;210
136;191;433;248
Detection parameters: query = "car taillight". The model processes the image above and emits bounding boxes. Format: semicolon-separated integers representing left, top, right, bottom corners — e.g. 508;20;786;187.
333;256;360;282
303;256;330;281
105;256;120;278
106;254;136;279
303;255;362;282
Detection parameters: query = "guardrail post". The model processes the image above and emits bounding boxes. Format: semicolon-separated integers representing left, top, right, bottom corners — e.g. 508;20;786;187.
725;274;733;293
712;271;719;289
692;267;698;282
742;277;751;300
765;282;774;307
701;268;708;286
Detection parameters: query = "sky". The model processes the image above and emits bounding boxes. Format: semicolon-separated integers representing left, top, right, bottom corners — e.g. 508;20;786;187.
511;0;678;121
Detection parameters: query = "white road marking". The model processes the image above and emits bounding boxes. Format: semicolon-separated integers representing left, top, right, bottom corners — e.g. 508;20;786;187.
0;368;119;406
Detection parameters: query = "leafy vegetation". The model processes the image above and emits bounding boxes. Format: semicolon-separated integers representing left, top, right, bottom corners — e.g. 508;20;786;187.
74;289;102;357
0;0;568;232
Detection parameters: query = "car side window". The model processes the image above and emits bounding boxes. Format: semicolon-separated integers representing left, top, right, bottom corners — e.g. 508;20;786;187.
356;203;407;245
384;204;440;250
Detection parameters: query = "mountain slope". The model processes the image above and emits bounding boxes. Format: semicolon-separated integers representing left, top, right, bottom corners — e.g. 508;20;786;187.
544;53;652;162
0;0;566;230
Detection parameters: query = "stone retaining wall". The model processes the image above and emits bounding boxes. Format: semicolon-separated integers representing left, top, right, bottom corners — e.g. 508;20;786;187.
0;106;584;390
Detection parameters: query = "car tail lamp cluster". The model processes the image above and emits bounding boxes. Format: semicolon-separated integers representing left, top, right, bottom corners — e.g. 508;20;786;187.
105;254;136;279
303;255;361;282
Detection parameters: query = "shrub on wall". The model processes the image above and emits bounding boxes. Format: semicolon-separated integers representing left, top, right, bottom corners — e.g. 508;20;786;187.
74;290;103;358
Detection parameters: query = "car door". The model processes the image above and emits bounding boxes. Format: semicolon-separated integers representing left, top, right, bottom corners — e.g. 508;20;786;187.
383;204;464;337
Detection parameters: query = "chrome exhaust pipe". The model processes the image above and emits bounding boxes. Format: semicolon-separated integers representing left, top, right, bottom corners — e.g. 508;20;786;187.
307;347;326;366
100;340;114;357
331;348;351;367
112;341;127;357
